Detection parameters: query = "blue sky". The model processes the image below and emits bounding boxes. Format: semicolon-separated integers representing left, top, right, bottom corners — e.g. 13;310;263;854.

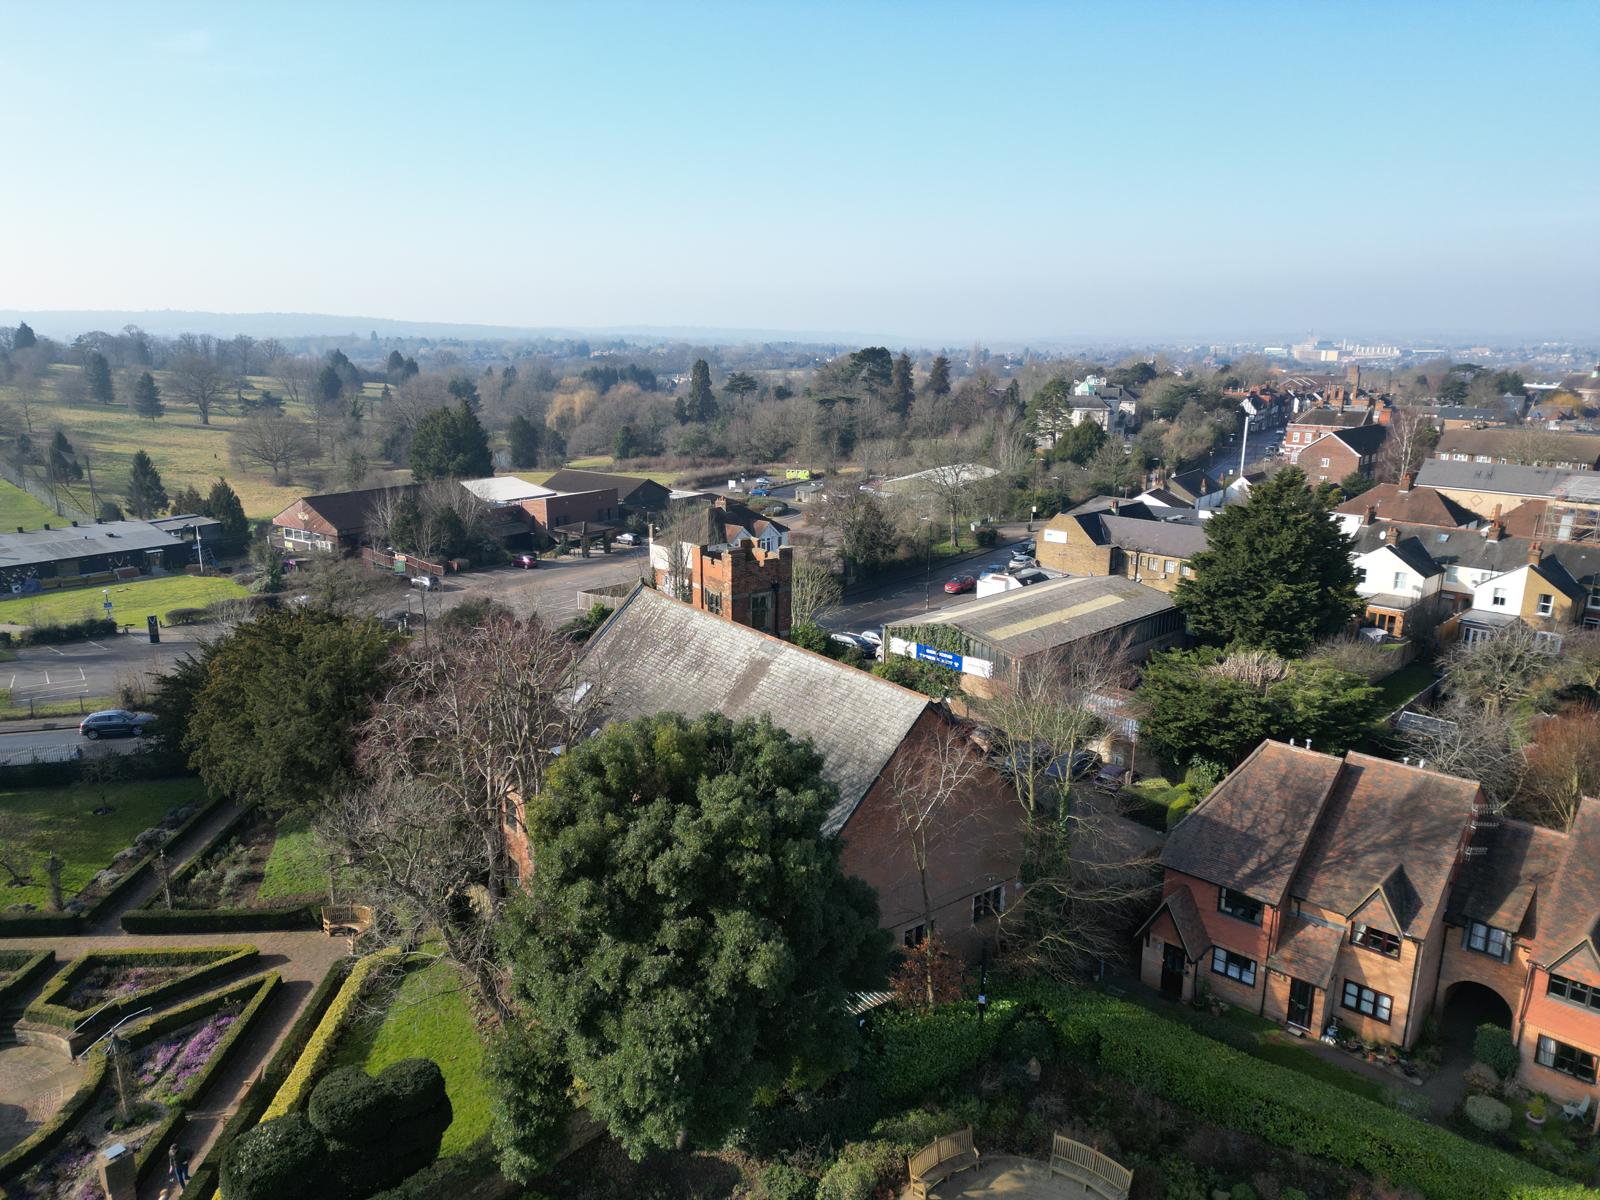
1;1;1595;343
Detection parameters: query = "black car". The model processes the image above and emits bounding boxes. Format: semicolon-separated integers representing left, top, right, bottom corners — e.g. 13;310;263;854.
79;709;155;739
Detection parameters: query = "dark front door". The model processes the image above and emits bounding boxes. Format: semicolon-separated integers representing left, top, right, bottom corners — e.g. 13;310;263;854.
1160;943;1186;1000
1288;978;1315;1030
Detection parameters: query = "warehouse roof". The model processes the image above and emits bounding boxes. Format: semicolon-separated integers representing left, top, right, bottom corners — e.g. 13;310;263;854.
1415;460;1577;499
460;476;557;504
0;520;182;570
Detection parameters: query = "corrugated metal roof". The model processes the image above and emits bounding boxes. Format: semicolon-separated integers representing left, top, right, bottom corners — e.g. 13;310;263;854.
0;520;182;569
582;586;930;836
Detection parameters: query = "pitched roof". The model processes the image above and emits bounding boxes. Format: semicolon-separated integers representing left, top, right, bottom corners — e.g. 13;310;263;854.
1529;799;1600;967
1499;500;1546;538
286;484;422;534
1386;535;1443;579
1267;916;1344;990
582;586;930;836
1136;888;1212;961
1168;469;1222;500
1333;483;1478;528
1064;496;1195;522
1325;423;1388;457
1161;741;1342;904
1415;460;1577;500
541;469;670;506
711;498;788;543
460;476;556;504
1435;428;1600;467
1448;816;1566;935
1098;513;1208;559
1292;407;1373;429
1289;753;1480;936
0;519;183;569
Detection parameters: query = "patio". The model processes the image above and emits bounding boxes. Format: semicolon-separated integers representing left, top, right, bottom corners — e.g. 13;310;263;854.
904;1154;1113;1199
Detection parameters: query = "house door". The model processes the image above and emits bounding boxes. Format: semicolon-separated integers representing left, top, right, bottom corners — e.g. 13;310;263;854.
1288;978;1315;1031
1160;944;1186;1000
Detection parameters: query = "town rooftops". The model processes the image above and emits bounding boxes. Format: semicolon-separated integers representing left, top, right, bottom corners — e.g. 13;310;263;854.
1321;423;1388;457
1422;405;1513;424
541;469;671;508
1435;428;1600;467
1449;815;1567;936
1415;460;1577;500
581;585;931;837
1291;407;1374;429
460;476;557;504
1333;483;1478;529
1097;513;1208;559
897;575;1175;661
1531;800;1600;968
0;519;184;570
1383;535;1444;579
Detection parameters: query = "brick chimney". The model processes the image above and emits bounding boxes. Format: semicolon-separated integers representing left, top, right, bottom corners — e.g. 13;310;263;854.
1384;526;1400;545
1528;540;1543;566
1110;498;1119;513
1363;504;1378;526
1399;472;1415;494
1486;504;1504;542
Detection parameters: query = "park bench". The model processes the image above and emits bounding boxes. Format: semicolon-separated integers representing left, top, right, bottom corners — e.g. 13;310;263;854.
1049;1132;1133;1200
321;903;373;938
907;1126;980;1199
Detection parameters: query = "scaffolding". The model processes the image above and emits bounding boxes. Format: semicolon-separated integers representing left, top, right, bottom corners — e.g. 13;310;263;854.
1537;476;1600;544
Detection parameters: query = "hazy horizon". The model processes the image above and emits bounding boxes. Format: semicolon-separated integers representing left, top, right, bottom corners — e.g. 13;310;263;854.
2;2;1596;342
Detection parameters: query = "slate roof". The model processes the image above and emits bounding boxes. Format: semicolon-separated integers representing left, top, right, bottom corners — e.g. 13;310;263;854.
1161;741;1341;904
1325;423;1388;457
1415;460;1578;500
1334;483;1479;529
1386;536;1444;579
1065;497;1193;522
711;499;788;543
1267;916;1344;990
0;520;183;569
1449;816;1566;935
1291;408;1373;429
541;469;671;508
1535;800;1600;966
582;586;930;837
285;484;422;534
1289;753;1480;935
1098;513;1208;559
1168;469;1222;501
1435;429;1600;467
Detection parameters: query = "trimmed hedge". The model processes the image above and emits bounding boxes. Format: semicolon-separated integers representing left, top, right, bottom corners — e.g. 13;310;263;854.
0;949;54;1007
1025;985;1587;1200
24;945;257;1040
0;1050;109;1179
859;999;1021;1109
261;948;402;1122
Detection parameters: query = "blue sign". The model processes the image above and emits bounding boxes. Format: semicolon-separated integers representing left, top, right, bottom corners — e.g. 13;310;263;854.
913;644;963;672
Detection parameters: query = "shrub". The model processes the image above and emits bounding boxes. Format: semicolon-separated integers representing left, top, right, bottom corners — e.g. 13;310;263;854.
308;1065;394;1144
1230;1184;1260;1200
860;1000;1019;1109
760;1163;816;1200
1166;792;1199;829
221;1111;328;1200
974;525;999;547
1475;1024;1520;1079
165;607;209;625
1464;1094;1512;1133
816;1140;902;1200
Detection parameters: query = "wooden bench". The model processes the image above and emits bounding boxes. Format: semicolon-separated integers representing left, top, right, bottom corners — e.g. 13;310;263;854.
321;903;373;937
907;1126;980;1199
1049;1132;1133;1200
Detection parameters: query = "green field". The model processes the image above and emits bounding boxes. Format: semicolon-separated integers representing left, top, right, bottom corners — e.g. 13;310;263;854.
0;479;58;531
0;572;248;628
258;813;328;899
334;957;490;1157
0;777;209;908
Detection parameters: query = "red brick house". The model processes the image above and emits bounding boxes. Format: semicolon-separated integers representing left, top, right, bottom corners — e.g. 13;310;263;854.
270;484;422;554
1283;405;1376;462
1295;423;1388;484
1140;740;1600;1116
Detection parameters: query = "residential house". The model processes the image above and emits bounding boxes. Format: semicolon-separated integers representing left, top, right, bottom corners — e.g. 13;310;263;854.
1066;377;1138;435
1417;405;1514;431
1296;423;1388;484
1037;504;1207;594
1332;476;1479;537
541;468;673;514
559;585;1025;958
1445;544;1586;648
1414;461;1578;522
1352;530;1446;639
1434;429;1600;472
1283;405;1376;462
1162;469;1225;509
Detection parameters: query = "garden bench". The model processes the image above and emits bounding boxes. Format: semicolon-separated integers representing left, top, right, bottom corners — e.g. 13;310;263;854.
1049;1132;1133;1200
907;1126;980;1199
321;903;373;938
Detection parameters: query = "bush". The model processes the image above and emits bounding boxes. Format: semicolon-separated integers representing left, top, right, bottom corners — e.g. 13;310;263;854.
22;617;117;645
816;1140;902;1200
974;525;999;547
1464;1094;1513;1133
165;607;209;625
1166;792;1199;829
760;1163;816;1200
308;1065;394;1144
221;1111;328;1200
860;1000;1020;1109
1475;1024;1520;1079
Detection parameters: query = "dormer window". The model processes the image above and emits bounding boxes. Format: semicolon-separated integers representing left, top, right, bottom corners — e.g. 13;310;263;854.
1351;923;1401;957
1217;886;1263;926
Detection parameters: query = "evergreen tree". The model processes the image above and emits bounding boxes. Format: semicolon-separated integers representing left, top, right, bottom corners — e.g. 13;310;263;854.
926;354;952;397
1173;466;1361;656
402;356;419;379
124;450;169;519
169;484;206;516
447;376;481;409
134;371;165;421
13;321;36;350
849;346;894;395
316;364;343;403
676;359;716;424
889;352;915;417
385;349;406;380
409;402;492;480
48;430;82;484
85;352;114;404
507;414;544;469
97;500;125;521
205;478;250;544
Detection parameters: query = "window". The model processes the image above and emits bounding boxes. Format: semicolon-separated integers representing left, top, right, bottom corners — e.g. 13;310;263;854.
1536;1035;1598;1084
1548;973;1600;1013
1536;631;1564;654
1217;887;1263;926
1351;923;1401;957
1464;921;1510;962
972;885;1003;922
1210;947;1257;987
1537;593;1554;617
903;923;927;948
1164;559;1177;574
1491;587;1507;607
1476;455;1492;464
1341;981;1393;1023
1320;458;1331;469
1445;566;1460;584
703;590;723;616
1393;571;1407;591
749;592;771;630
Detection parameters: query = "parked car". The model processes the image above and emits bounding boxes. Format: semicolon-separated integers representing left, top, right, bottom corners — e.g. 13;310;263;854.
857;630;883;649
409;575;440;591
1013;568;1050;586
1009;547;1035;563
829;632;874;655
750;486;771;497
79;709;154;740
754;476;772;487
1093;764;1132;794
513;553;540;569
980;562;1007;577
944;574;977;594
614;532;640;546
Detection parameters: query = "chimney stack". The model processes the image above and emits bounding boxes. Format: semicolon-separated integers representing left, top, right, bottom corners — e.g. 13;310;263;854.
1529;540;1543;566
1385;526;1400;545
1110;498;1119;513
1364;504;1378;526
1399;472;1415;493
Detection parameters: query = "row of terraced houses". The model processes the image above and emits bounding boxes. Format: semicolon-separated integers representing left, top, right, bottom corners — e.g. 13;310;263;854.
1139;740;1600;1116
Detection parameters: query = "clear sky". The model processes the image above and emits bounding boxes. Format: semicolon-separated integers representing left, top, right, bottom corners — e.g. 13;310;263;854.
2;1;1595;344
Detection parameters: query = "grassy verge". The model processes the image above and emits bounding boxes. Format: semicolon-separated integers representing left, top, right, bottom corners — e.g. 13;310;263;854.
0;776;209;908
258;813;329;899
0;573;248;627
333;956;491;1157
0;478;58;530
0;692;117;721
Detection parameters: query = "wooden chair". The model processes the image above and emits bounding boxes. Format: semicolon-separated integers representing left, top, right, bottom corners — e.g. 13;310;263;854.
907;1126;980;1200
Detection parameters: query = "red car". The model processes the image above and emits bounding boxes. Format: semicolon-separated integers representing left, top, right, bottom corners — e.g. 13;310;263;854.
513;553;539;569
943;574;976;594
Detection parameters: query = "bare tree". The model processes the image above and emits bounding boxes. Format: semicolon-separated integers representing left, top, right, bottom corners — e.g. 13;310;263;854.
649;501;714;601
9;351;45;432
1400;705;1525;812
319;615;605;1019
1376;404;1437;483
917;461;979;549
887;717;986;1006
229;411;317;482
172;354;228;425
229;334;256;402
1519;707;1600;831
1441;622;1552;717
789;551;843;629
272;353;314;412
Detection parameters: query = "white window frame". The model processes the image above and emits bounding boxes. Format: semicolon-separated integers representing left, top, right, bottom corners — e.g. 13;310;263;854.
1341;980;1392;1023
1210;946;1257;987
1537;593;1554;617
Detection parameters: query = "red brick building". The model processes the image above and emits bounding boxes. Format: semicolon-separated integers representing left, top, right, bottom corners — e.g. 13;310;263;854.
653;541;792;636
1295;423;1388;484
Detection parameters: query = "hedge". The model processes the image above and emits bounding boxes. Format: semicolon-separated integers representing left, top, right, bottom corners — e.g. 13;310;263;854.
182;957;352;1200
0;949;54;1007
24;945;258;1041
858;999;1021;1109
0;1050;109;1179
262;949;402;1121
1024;985;1588;1200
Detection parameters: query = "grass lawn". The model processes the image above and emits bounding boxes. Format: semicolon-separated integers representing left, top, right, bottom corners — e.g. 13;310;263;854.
334;956;490;1157
257;813;329;899
0;573;247;628
0;479;57;531
1373;662;1438;712
0;777;208;908
0;694;117;721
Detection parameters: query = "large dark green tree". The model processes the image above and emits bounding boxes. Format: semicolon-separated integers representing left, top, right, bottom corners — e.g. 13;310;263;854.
889;352;915;417
506;414;543;469
848;346;893;396
206;478;250;544
925;354;951;397
497;713;885;1161
133;371;164;421
187;607;395;815
124;450;168;518
675;358;717;424
13;321;36;350
1172;466;1360;656
410;402;492;480
85;352;114;404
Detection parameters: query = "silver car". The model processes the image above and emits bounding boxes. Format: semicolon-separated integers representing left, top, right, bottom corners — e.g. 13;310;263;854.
79;709;155;740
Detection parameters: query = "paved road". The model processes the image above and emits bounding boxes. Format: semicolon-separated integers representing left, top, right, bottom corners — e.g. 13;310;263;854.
427;546;651;624
2;634;194;709
0;726;151;766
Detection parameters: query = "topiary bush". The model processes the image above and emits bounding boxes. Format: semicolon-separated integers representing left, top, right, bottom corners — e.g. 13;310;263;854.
1463;1094;1512;1133
307;1065;393;1145
1474;1024;1519;1079
221;1111;328;1200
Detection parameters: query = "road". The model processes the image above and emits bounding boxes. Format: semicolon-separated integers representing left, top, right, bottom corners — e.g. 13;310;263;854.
2;634;196;710
1202;421;1282;478
0;725;146;766
428;545;651;624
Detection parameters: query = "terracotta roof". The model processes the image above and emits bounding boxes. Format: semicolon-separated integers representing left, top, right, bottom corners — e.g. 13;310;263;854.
1289;753;1480;936
1532;800;1600;967
1333;483;1478;529
1267;916;1344;989
1161;741;1341;904
1448;816;1566;935
1136;888;1212;961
